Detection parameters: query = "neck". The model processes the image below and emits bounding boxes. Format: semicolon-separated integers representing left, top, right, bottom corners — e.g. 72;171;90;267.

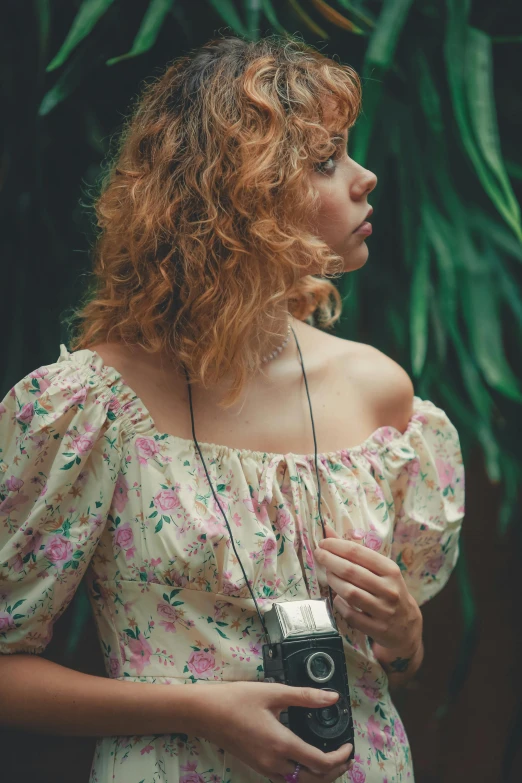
257;303;292;362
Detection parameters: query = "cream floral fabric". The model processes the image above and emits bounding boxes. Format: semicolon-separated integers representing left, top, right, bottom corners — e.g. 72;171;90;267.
0;345;465;783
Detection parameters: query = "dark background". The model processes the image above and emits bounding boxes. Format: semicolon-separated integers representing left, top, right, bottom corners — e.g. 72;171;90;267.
1;1;522;781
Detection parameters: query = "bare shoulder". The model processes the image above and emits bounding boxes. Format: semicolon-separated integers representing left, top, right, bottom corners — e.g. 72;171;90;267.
352;342;415;432
302;322;415;434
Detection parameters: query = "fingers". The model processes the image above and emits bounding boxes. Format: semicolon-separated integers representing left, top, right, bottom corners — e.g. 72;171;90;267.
327;571;391;621
285;737;354;777
318;537;399;578
278;685;340;710
272;744;354;783
334;593;383;636
315;547;383;596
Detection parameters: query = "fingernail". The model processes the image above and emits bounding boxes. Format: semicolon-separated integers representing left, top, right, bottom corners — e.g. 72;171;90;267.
321;690;339;703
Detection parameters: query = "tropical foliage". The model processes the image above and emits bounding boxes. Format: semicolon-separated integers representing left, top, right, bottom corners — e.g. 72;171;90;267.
1;0;521;775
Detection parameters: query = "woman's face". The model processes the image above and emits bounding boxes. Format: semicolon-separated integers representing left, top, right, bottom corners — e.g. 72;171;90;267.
308;124;377;273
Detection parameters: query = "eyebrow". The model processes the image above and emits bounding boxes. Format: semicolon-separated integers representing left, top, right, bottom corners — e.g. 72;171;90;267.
330;135;347;150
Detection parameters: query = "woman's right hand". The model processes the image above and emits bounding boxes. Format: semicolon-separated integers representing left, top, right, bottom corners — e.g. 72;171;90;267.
191;681;354;782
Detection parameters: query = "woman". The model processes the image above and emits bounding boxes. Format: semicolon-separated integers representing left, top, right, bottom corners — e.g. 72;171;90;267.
0;34;465;783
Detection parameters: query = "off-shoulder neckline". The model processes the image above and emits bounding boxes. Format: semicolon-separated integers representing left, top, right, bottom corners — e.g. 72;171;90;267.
59;344;428;462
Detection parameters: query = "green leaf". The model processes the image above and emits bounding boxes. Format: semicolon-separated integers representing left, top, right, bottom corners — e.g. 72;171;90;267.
155;519;164;533
245;0;262;41
334;0;376;29
409;233;430;377
207;0;248;37
444;1;522;241
460;264;522;402
465;27;521;232
260;0;287;35
46;0;116;72
106;0;173;66
365;0;414;70
39;29;107;114
287;0;329;38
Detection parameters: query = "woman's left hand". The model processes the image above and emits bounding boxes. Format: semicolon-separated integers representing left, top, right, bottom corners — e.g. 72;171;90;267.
314;525;422;657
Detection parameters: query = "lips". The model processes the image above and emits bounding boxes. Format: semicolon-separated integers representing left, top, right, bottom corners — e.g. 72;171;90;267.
353;206;373;232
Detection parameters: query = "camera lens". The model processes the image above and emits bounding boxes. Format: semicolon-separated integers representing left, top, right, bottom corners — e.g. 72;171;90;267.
305;651;335;683
317;704;340;727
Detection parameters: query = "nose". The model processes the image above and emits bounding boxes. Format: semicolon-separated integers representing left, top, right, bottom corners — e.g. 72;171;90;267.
351;163;377;199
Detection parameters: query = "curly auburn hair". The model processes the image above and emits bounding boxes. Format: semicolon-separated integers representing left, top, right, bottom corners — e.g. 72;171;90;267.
67;33;362;407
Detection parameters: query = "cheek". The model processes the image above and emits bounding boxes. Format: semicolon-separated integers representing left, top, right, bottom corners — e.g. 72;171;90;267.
317;195;352;242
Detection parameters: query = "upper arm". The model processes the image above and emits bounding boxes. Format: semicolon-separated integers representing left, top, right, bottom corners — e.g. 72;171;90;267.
0;361;122;654
355;344;415;434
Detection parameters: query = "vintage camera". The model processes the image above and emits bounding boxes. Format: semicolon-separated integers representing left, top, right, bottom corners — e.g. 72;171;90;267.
262;598;354;755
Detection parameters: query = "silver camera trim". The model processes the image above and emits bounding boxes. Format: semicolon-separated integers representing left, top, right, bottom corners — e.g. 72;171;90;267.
306;651;335;683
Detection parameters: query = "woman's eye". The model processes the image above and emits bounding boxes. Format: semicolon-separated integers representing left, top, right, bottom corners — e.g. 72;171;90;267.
316;155;336;174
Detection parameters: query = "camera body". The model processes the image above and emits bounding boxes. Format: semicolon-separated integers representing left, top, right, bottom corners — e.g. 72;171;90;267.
262;599;354;754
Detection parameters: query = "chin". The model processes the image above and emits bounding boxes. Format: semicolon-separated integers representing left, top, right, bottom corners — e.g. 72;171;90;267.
343;241;369;272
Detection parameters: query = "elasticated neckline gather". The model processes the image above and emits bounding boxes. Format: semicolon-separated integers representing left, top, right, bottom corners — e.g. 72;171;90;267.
57;343;430;462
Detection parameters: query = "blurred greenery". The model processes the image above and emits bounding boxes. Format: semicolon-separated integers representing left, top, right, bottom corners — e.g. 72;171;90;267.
1;0;521;776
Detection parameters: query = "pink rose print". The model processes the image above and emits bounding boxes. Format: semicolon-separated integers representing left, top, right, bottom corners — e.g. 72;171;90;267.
203;514;227;537
157;603;184;633
180;760;205;783
128;633;153;675
393;518;421;544
167;568;189;588
0;402;7;420
71;433;94;456
154;489;181;512
426;552;444;575
383;725;394;749
348;764;366;783
436;458;456;491
108;654;121;678
262;536;277;563
70;386;88;406
302;532;315;570
366;714;385;753
136;437;160;465
0;612;15;632
114;523;135;560
22;531;43;558
0;492;29;515
243;489;270;525
108;396;120;413
364;530;382;551
16;402;34;425
30;367;49;379
394;716;407;745
113;472;129;513
372;426;399;446
187;650;217;678
5;475;24;492
44;535;73;564
355;674;381;701
275;507;293;534
221;581;242;596
114;523;134;549
406;458;421;486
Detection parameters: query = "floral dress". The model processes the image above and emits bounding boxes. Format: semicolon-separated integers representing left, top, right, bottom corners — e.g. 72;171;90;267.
0;344;465;783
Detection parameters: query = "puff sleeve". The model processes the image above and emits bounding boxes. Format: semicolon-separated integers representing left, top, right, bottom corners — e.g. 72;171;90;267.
384;396;466;607
0;356;122;653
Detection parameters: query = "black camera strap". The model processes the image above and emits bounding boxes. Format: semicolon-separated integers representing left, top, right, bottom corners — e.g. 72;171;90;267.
183;324;336;644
